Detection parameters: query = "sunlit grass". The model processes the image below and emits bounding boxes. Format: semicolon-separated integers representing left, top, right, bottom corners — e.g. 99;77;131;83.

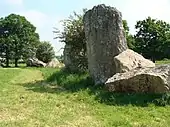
156;59;170;65
0;68;170;127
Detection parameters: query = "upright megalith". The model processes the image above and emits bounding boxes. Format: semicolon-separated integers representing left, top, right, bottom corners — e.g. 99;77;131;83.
83;4;128;84
63;44;76;71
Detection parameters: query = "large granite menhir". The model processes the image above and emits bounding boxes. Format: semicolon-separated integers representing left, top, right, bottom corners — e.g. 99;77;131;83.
83;4;128;85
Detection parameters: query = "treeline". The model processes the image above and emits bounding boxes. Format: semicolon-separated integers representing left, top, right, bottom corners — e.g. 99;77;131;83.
1;12;170;68
0;14;55;67
54;11;170;71
124;17;170;62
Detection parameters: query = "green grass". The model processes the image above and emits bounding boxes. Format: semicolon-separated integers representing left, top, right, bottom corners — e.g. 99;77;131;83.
0;68;170;127
156;59;170;65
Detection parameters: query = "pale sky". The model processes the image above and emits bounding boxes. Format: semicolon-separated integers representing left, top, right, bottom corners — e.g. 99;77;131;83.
0;0;170;55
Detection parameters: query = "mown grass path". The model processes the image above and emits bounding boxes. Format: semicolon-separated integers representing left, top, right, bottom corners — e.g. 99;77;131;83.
0;68;170;127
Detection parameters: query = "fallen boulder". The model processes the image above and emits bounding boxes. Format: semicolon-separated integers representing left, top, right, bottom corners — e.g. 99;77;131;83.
26;58;46;67
46;58;63;68
114;49;155;73
105;65;170;93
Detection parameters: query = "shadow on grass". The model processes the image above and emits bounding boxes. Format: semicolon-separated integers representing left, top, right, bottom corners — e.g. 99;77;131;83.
21;69;170;107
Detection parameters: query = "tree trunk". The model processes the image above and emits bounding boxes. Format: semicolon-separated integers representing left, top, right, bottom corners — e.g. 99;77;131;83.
151;57;156;63
5;46;9;67
6;57;9;67
15;58;18;67
14;43;19;67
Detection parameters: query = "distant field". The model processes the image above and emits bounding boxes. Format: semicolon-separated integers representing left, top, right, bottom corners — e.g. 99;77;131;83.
156;59;170;65
0;67;170;127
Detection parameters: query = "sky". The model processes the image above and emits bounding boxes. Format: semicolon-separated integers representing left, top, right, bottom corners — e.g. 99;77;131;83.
0;0;170;55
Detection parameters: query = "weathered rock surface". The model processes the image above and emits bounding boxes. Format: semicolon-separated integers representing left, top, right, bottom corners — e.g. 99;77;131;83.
114;49;155;73
105;65;170;93
63;44;71;68
46;58;63;68
63;44;77;71
26;58;46;67
83;4;127;85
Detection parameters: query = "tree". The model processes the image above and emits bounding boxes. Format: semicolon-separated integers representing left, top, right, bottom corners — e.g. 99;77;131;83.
123;20;136;50
135;17;170;62
0;20;13;67
54;10;88;71
0;14;39;67
36;41;55;63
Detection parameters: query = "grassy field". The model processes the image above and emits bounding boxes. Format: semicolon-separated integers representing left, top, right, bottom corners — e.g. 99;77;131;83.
0;67;170;127
156;59;170;65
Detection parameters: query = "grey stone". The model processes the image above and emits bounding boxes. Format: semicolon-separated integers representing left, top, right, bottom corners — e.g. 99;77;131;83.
63;44;77;71
26;58;46;67
105;65;170;93
83;4;127;84
114;49;155;73
46;58;63;68
63;44;71;68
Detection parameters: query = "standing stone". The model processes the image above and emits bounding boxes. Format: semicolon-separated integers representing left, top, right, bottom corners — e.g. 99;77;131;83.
63;44;77;71
63;44;73;70
83;4;128;84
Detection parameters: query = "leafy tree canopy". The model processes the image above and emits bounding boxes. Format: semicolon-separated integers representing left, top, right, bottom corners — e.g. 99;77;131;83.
36;41;55;63
0;13;40;67
135;17;170;61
